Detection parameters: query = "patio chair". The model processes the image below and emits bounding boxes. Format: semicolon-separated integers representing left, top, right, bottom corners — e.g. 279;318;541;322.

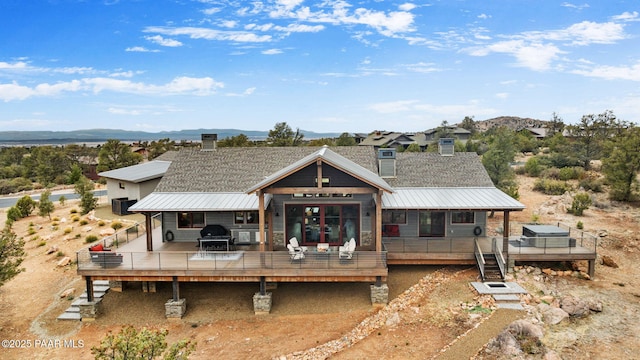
289;237;308;253
287;244;305;261
339;238;356;260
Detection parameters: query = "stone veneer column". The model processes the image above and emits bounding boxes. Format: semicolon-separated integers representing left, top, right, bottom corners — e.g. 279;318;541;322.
370;284;389;306
253;292;272;315
165;299;186;319
79;300;101;321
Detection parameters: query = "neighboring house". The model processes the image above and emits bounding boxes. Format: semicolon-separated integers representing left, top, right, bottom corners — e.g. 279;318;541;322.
359;127;470;151
423;126;471;142
524;127;548;139
77;136;597;319
98;160;172;215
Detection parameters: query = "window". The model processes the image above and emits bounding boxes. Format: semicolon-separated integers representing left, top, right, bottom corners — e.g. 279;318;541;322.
419;211;445;237
177;212;205;228
452;211;475;224
119;182;125;189
382;210;406;224
234;211;259;224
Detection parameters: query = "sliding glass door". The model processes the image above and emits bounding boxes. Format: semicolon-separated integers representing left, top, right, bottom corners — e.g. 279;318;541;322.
286;204;359;246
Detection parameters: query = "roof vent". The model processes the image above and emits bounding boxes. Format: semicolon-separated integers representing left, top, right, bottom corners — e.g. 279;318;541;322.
378;148;396;177
201;134;217;151
439;138;454;156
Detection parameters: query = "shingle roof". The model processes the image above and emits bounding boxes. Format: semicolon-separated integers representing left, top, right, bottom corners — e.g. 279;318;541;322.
385;152;494;188
98;160;171;183
155;146;379;193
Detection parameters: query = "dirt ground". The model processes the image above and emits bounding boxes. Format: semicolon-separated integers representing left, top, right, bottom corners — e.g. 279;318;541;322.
1;171;640;359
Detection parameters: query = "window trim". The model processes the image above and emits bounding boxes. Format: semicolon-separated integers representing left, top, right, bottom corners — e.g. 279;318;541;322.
177;212;205;229
451;211;475;224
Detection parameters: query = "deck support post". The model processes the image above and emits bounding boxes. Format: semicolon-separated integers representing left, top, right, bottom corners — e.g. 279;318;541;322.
503;210;511;268
253;292;272;315
145;213;153;251
85;276;94;302
166;276;186;319
588;259;595;279
259;276;266;295
370;283;389;306
109;280;124;292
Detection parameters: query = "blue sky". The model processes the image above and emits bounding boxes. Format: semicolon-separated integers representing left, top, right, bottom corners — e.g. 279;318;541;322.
1;1;639;134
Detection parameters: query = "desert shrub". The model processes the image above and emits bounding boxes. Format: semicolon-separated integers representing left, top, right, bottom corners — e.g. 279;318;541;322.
27;227;36;235
15;195;36;218
577;221;584;230
37;240;47;247
58;195;66;206
514;166;527;175
98;220;106;227
79;219;89;225
70;208;78;214
111;221;123;230
548;152;581;168
558;167;584;181
579;177;604;193
75;234;81;239
64;227;73;234
6;206;22;223
570;193;592;216
533;178;572;195
540;167;560;180
52;216;60;222
524;157;545;177
71;215;80;222
85;235;99;243
56;251;65;257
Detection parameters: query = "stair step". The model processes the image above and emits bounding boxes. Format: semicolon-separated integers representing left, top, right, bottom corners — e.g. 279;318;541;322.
93;285;110;292
80;291;106;299
65;306;80;313
493;294;521;302
57;312;82;321
94;280;110;286
496;303;524;310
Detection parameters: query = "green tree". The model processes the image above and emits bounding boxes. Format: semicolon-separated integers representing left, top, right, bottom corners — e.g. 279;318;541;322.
38;189;55;220
75;177;97;215
92;325;195;360
267;122;304;146
5;207;22;225
602;126;640;201
566;110;624;170
434;120;454;139
570;193;592;216
97;139;143;172
31;146;69;185
547;112;565;136
482;127;518;198
67;163;84;185
15;195;36;218
335;132;357;146
308;138;335;146
460;116;476;135
218;134;253;147
405;143;421;152
59;195;67;206
148;138;177;159
0;225;25;287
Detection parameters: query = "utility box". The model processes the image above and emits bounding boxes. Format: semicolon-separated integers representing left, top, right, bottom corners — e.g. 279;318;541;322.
112;198;137;216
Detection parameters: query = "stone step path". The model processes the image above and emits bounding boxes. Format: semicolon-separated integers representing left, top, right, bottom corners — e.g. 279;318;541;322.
57;280;110;321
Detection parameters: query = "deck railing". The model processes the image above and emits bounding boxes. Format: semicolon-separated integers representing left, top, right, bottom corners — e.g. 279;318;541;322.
507;222;598;255
77;250;387;272
382;237;488;254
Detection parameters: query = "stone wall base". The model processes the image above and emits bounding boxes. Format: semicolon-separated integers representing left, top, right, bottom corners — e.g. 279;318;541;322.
253;292;272;315
79;300;102;322
165;298;186;319
371;284;389;306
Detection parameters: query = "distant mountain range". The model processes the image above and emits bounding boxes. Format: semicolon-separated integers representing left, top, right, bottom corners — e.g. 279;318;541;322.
0;116;548;145
0;128;342;144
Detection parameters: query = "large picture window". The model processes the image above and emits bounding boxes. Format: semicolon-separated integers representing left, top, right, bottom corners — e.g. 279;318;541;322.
285;204;359;245
177;212;205;228
419;211;445;237
382;210;407;224
451;211;475;224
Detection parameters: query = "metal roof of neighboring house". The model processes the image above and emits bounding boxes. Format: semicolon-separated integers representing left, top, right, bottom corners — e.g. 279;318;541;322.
98;160;172;183
382;188;525;210
155;146;379;193
246;146;393;194
129;192;271;212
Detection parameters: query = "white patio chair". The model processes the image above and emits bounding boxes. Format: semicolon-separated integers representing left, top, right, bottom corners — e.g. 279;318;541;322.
289;237;308;253
287;244;305;261
339;238;356;260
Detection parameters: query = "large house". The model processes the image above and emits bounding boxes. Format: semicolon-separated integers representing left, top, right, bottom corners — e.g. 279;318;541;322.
76;136;597;319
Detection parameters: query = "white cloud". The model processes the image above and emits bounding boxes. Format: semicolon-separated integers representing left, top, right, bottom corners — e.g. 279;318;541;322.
399;3;417;12
0;61;28;70
495;92;509;99
561;3;590;11
478;13;490;19
370;99;498;119
369;100;419;113
144;26;272;43
145;35;183;47
468;40;562;71
262;48;283;55
572;61;640;81
202;7;221;15
0;76;224;101
611;11;639;22
125;46;160;52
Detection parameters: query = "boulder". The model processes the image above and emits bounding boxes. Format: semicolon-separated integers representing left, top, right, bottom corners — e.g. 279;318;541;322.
99;228;116;236
57;256;72;267
560;295;591;317
46;245;59;255
538;303;569;325
60;288;74;298
601;255;619;268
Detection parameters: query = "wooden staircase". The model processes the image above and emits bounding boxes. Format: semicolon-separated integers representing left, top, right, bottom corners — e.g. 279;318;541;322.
482;253;504;282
